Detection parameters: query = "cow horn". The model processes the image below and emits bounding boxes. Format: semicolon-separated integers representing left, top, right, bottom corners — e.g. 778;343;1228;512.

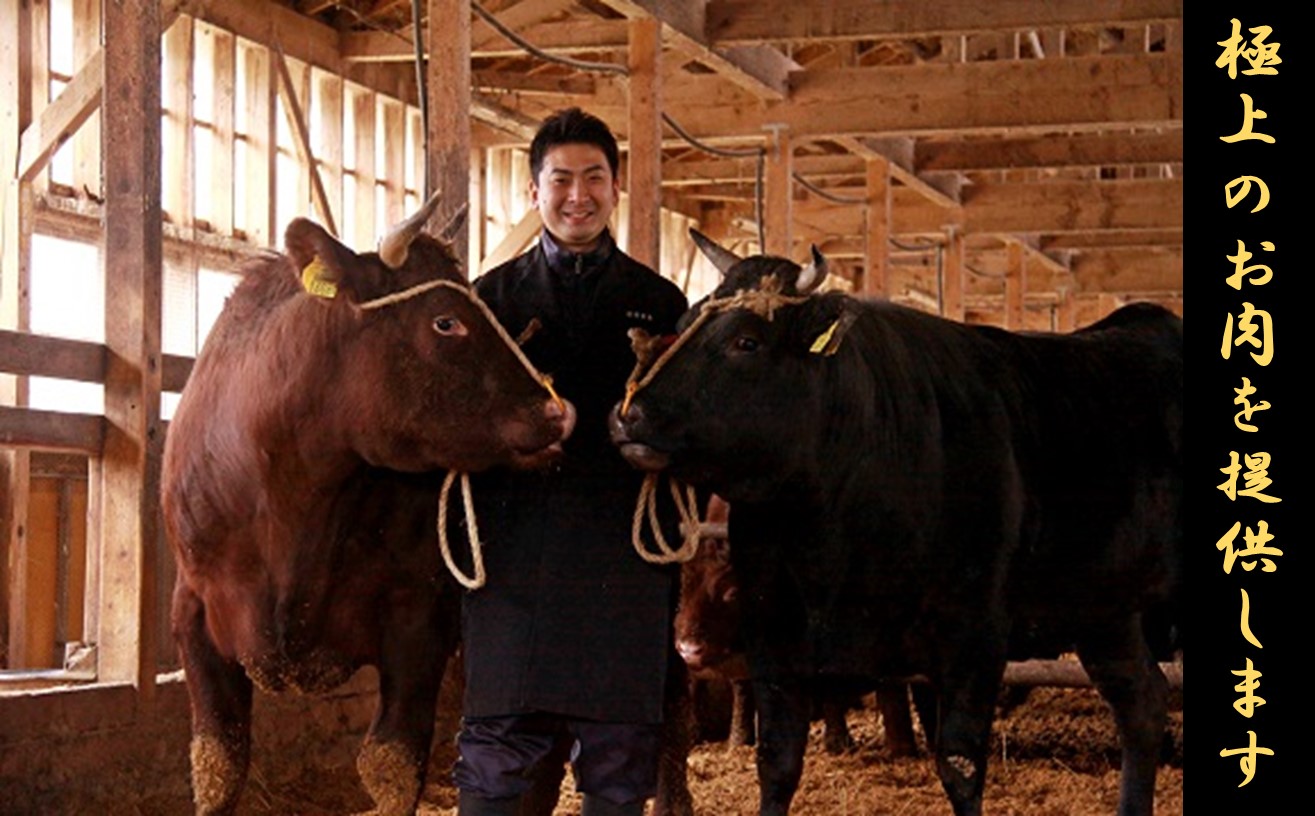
378;190;444;269
689;228;742;278
795;245;828;294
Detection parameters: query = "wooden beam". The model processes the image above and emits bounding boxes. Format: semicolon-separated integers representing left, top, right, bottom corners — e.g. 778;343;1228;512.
0;407;104;455
916;130;1183;172
16;52;103;184
480;208;542;275
99;0;163;696
594;0;791;100
626;17;662;269
615;53;1181;140
429;0;472;267
706;0;1182;44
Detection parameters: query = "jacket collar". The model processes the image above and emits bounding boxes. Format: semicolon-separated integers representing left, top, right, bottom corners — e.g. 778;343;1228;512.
540;228;616;276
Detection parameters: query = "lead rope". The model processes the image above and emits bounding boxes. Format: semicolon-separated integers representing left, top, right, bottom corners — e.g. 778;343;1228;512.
630;472;703;564
437;471;485;589
360;278;561;591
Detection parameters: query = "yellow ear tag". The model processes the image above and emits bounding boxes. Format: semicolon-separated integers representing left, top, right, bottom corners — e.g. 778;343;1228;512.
809;318;842;355
301;256;338;299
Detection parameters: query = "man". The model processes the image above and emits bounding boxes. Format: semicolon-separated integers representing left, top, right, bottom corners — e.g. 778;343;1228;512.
453;108;690;816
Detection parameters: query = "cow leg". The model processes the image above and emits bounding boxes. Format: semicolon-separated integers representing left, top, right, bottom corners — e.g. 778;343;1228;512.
729;678;756;747
876;682;919;758
173;584;253;816
820;694;854;755
752;678;810;816
932;644;1006;816
1075;614;1168;816
358;599;452;816
910;682;938;754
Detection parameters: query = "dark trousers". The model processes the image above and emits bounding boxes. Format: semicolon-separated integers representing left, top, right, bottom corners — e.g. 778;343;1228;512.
453;712;662;805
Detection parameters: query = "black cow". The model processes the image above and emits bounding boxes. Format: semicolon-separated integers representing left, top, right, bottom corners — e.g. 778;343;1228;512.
609;231;1182;816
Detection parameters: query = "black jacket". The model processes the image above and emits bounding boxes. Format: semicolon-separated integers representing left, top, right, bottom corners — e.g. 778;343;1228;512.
460;229;689;723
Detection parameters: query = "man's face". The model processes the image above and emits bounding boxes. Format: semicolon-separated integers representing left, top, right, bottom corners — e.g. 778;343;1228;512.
531;142;620;254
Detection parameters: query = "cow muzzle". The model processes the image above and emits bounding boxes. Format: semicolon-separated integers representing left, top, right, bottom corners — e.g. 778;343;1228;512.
607;401;671;471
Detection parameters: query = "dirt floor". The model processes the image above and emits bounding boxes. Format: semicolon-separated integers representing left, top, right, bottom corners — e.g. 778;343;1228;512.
407;683;1184;816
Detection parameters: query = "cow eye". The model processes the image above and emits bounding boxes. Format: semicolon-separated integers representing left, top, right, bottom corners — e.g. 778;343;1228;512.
732;335;760;353
432;315;466;336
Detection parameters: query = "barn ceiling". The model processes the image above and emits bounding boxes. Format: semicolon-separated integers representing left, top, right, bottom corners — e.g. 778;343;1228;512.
254;0;1183;313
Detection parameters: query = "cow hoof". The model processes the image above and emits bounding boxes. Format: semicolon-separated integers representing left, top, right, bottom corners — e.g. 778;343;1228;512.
357;739;423;816
190;734;246;815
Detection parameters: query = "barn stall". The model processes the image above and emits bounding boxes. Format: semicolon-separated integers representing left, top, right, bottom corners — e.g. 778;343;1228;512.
0;1;1183;814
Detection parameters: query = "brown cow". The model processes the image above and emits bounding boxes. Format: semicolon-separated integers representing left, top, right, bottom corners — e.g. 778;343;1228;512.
674;497;921;758
162;194;576;816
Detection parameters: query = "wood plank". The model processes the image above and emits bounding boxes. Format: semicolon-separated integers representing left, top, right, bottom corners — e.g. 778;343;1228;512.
351;85;377;249
210;27;237;236
162;16;194;228
21;477;60;667
242;43;276;247
706;0;1182;44
381;99;407;227
99;0;164;695
316;70;345;233
71;0;101;197
273;45;337;236
0;330;105;382
0;406;104;453
626;17;662;269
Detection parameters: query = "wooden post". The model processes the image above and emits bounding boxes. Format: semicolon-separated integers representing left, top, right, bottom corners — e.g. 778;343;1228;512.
626;17;661;270
99;0;163;696
1056;288;1077;332
428;0;472;270
763;125;792;257
862;156;891;299
942;225;965;321
469;146;486;267
1004;240;1026;330
2;0;35;670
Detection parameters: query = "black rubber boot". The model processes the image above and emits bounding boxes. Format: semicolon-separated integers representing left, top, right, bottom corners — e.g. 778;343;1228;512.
459;790;524;816
580;794;647;816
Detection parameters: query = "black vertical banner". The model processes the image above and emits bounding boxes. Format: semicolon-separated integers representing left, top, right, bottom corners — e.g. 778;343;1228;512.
1191;10;1304;808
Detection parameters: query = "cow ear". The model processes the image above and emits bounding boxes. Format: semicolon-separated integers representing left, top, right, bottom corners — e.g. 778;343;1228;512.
804;299;858;357
284;219;365;299
690;228;742;278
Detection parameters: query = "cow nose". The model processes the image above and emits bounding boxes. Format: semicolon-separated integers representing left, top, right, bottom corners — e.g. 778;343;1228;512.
676;638;703;665
548;397;577;440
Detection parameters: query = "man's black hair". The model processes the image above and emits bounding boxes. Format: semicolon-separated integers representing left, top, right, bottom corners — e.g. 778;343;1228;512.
529;107;620;180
